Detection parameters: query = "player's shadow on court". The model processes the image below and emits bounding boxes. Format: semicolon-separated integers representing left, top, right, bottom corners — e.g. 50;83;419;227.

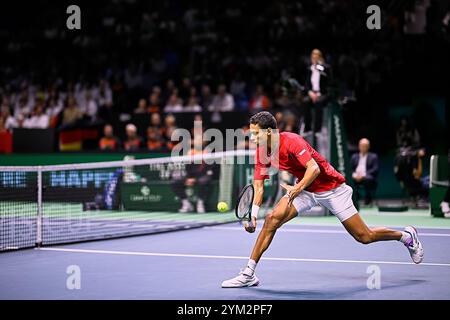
249;279;426;299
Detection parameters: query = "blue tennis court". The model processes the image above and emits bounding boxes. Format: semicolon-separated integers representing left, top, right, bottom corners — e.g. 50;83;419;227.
2;213;450;300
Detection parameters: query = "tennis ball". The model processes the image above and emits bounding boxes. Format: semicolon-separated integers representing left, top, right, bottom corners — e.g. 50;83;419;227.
217;201;229;213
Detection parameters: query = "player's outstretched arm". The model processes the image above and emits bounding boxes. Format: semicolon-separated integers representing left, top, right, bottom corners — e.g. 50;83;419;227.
244;179;264;233
281;159;320;207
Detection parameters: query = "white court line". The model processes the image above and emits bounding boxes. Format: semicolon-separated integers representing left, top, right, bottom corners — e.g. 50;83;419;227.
37;247;450;267
287;222;450;230
207;226;450;237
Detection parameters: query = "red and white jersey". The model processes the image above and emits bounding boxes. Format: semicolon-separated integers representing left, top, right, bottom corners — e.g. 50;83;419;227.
254;132;345;192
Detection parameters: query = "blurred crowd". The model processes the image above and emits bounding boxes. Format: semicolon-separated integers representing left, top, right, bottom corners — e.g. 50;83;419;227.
0;0;448;151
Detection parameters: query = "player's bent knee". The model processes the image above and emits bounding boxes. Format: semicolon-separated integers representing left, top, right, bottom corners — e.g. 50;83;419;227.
264;213;282;230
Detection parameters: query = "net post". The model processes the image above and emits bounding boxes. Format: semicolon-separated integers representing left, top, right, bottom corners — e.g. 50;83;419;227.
36;166;43;248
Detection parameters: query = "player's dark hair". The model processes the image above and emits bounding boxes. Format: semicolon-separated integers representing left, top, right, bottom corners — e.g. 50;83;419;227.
250;111;277;129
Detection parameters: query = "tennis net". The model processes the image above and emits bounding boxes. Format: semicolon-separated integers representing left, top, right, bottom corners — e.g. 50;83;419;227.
1;149;271;251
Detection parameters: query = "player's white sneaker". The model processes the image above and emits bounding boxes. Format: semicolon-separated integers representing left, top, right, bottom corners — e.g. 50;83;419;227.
196;199;205;213
440;201;450;218
178;199;194;213
221;270;260;288
404;226;424;264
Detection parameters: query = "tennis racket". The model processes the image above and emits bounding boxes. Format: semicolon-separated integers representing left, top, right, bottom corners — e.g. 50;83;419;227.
235;184;255;228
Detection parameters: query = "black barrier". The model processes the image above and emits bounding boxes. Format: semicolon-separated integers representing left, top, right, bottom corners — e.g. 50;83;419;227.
12;128;55;153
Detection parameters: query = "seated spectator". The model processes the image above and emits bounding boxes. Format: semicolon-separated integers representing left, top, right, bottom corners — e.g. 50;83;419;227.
200;84;213;109
14;96;32;119
96;79;114;121
440;149;450;218
171;140;218;213
394;147;429;207
147;93;160;113
164;94;183;113
208;84;234;112
99;124;121;151
134;99;148;114
163;114;178;150
184;97;202;112
396;117;421;148
23;104;49;129
351;138;379;206
61;96;83;127
0;118;13;153
164;126;176;151
46;98;63;128
249;85;270;112
179;78;192;101
123;123;143;151
230;75;247;104
146;127;164;151
189;86;198;100
149;112;164;136
162;79;176;104
82;90;98;122
1;108;18;131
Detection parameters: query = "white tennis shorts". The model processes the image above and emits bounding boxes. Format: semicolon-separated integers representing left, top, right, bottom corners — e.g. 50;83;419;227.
288;183;358;222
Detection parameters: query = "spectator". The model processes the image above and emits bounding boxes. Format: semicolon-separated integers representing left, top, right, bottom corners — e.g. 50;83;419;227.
97;79;113;121
164;94;183;113
179;77;192;101
189;86;198;100
97;79;113;109
14;96;31;119
82;90;98;122
396;117;421;148
394;147;429;207
184;97;202;112
23;104;49;129
146;126;164;151
351;138;379;206
200;84;213;110
440;149;450;218
0;117;13;153
249;85;270;112
208;84;234;112
46;98;63;128
171;139;218;213
99;124;121;151
1;108;18;131
162;79;176;103
274;111;286;131
283;113;299;133
230;75;248;111
149;112;164;136
123;123;143;151
147;93;160;113
61;96;83;127
134;98;148;114
164;114;178;151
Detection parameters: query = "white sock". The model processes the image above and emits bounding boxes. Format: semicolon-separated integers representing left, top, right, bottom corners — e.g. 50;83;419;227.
243;259;257;276
399;231;412;244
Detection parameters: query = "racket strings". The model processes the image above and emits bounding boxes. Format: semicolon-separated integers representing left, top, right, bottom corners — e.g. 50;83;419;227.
237;188;253;218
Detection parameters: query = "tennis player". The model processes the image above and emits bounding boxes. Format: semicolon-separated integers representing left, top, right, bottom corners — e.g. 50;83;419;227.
222;111;424;288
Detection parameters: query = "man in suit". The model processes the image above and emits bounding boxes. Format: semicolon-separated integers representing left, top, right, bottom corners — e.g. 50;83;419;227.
351;138;379;206
301;49;331;146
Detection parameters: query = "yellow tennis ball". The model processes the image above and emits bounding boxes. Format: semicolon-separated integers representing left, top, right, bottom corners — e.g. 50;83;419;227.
217;201;229;212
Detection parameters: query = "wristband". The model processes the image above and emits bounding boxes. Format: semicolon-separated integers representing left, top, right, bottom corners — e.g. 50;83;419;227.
251;204;260;218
